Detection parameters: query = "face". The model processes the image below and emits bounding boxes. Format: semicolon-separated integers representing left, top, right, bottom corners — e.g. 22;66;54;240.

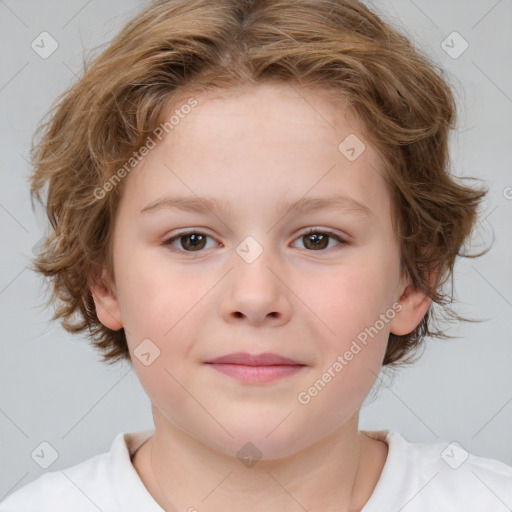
92;82;428;459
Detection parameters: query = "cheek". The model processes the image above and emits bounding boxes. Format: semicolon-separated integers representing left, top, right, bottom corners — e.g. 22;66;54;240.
129;352;202;437
317;261;394;334
294;266;392;425
113;245;197;336
301;253;398;386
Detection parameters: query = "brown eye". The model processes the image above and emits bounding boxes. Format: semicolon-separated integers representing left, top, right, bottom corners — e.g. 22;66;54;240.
164;232;215;252
292;229;346;251
303;232;329;250
163;228;347;254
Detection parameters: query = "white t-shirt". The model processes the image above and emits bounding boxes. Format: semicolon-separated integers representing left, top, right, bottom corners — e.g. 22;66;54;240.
1;429;511;511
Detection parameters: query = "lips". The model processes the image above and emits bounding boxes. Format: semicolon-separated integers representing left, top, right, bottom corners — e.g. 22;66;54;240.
204;352;305;366
204;352;307;384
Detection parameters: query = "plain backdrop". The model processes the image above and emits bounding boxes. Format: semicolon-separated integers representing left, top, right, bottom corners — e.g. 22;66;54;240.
1;0;511;501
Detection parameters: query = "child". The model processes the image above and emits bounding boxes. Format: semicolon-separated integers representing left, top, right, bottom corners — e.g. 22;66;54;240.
2;0;511;510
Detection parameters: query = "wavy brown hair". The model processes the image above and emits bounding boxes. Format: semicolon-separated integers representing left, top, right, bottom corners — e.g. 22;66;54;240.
29;0;488;367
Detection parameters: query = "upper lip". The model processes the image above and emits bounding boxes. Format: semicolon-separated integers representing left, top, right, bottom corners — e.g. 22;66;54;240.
205;352;305;366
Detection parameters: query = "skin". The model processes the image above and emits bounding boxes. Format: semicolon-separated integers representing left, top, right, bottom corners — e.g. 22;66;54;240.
91;81;432;512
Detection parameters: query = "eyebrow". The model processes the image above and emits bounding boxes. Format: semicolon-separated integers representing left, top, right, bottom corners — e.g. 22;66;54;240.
140;193;373;218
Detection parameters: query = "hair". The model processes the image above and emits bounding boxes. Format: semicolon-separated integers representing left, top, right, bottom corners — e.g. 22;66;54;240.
29;0;488;367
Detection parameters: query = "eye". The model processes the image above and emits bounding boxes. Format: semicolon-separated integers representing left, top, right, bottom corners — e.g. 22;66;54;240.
291;228;347;251
163;231;219;253
163;228;347;254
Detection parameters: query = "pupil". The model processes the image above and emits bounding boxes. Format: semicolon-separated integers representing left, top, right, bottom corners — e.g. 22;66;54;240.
184;234;205;250
307;233;327;250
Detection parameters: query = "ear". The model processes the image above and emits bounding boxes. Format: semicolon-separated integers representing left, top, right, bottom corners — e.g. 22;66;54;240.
389;270;437;336
89;268;123;330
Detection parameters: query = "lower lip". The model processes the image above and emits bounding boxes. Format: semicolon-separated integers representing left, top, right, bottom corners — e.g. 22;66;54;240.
206;363;305;383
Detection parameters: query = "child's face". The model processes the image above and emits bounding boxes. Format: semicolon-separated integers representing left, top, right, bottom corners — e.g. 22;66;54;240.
93;82;427;458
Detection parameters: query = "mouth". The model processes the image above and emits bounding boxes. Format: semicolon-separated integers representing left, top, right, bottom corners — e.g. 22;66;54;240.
204;352;307;384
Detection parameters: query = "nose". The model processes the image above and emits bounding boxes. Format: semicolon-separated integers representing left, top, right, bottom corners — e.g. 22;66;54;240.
219;247;293;327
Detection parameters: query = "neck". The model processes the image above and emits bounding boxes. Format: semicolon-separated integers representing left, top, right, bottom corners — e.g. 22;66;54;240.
132;409;387;512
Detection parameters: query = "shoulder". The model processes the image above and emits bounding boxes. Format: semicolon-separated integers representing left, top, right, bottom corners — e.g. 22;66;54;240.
0;430;154;512
0;457;101;511
413;436;512;507
0;450;113;512
363;430;512;512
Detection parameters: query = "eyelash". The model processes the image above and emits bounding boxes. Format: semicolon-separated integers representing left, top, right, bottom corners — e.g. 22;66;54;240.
162;228;348;254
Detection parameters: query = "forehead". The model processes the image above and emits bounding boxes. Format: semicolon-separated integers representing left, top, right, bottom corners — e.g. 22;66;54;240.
166;81;366;145
121;82;390;222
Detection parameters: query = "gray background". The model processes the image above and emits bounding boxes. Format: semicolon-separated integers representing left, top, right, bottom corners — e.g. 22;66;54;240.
1;0;511;502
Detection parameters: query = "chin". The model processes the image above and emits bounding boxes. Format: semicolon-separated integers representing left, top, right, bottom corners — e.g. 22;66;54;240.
203;421;315;462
